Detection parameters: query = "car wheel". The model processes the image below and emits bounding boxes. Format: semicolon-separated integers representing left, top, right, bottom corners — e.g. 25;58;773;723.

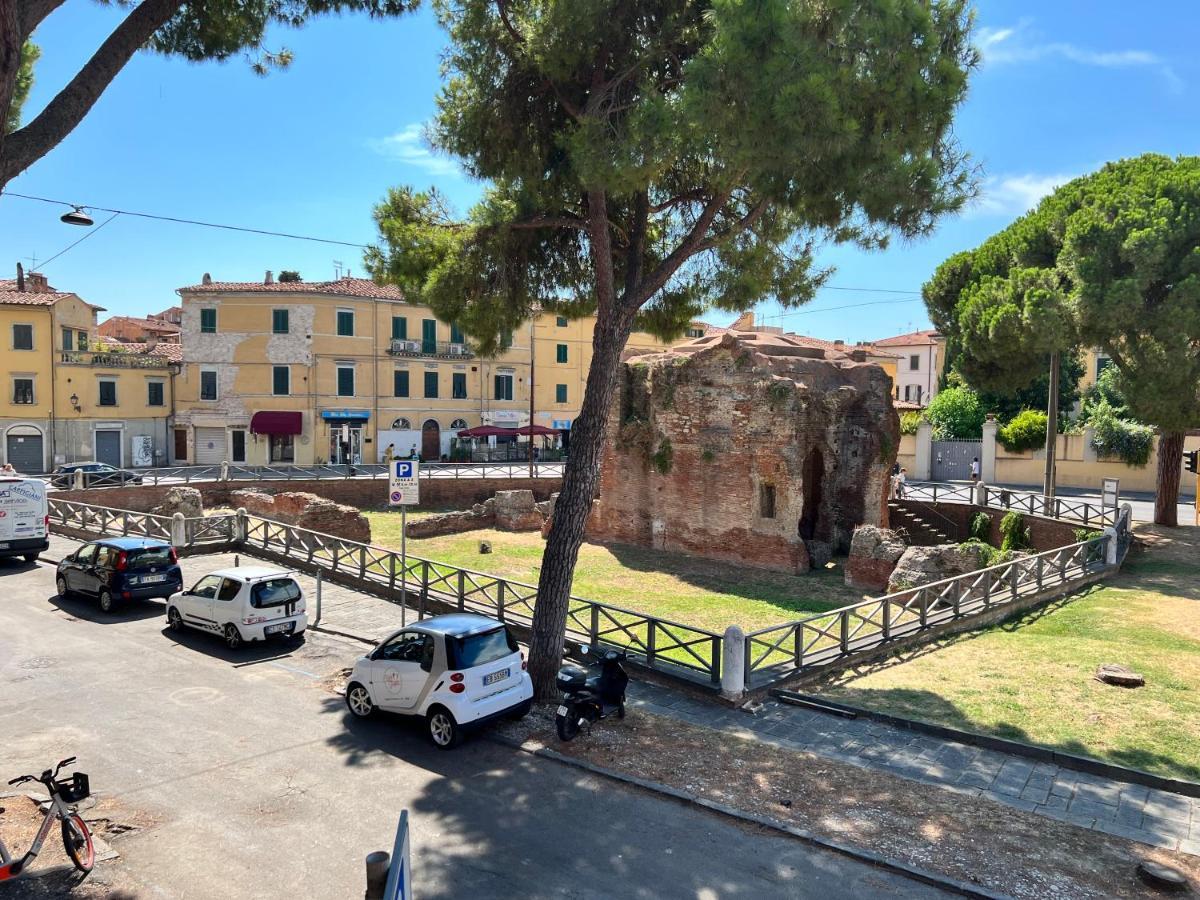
345;683;375;718
167;606;184;632
508;699;533;720
427;707;462;750
223;624;244;650
56;575;70;598
24;553;38;564
98;588;116;613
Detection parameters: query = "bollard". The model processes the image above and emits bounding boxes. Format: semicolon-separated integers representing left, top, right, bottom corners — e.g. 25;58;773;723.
73;468;85;490
1103;526;1118;566
314;570;323;627
220;460;230;482
364;851;391;900
235;507;249;544
234;554;240;568
170;512;186;548
720;624;746;702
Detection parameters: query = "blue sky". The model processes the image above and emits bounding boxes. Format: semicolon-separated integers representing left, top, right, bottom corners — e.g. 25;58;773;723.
1;1;1196;342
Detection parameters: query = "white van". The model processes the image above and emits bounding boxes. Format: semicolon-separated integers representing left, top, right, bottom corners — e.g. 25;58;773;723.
0;477;49;563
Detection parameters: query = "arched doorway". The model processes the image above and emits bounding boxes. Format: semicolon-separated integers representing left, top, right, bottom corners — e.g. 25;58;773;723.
421;419;441;461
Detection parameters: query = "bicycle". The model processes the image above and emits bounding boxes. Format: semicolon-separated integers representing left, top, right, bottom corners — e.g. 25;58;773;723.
0;757;95;880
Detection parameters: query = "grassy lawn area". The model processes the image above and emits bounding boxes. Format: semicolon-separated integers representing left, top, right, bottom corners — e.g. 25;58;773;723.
818;524;1200;782
365;511;867;634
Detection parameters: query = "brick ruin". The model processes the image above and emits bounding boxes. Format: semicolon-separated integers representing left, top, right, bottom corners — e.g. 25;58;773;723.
587;331;899;573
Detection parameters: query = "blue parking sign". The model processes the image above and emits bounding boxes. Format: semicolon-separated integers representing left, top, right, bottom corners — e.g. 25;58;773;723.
383;811;411;900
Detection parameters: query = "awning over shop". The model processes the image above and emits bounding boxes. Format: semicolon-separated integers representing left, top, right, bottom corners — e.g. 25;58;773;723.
250;411;303;435
320;409;371;421
456;425;518;439
512;424;561;436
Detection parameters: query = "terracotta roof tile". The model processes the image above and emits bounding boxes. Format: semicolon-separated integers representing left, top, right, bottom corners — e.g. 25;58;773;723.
0;290;70;306
179;277;405;301
99;315;181;333
121;342;184;362
873;329;940;347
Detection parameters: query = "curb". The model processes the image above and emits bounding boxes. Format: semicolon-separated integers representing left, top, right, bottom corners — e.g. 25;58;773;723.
788;693;1200;800
490;732;1013;900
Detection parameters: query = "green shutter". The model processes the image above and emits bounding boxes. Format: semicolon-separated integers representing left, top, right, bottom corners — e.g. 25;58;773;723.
556;316;568;327
273;366;289;395
200;309;216;333
337;310;354;336
272;309;289;334
556;383;567;404
394;370;409;397
451;323;465;344
338;367;354;396
556;343;568;363
422;319;437;353
452;372;467;398
424;371;439;398
392;316;407;340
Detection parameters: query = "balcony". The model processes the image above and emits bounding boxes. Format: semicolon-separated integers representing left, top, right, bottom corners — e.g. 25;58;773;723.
59;350;174;370
387;339;475;359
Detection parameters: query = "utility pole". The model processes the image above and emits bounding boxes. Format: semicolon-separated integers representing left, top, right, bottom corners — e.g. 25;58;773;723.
528;318;536;477
1043;350;1059;503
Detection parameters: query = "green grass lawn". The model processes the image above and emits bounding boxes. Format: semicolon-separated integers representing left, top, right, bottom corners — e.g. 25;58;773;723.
818;524;1200;781
365;511;867;634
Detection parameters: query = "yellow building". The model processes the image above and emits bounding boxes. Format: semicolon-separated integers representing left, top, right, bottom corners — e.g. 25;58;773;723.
0;272;178;473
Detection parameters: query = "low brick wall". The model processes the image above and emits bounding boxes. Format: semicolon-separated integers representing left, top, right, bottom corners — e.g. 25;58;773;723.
55;476;563;514
895;500;1083;552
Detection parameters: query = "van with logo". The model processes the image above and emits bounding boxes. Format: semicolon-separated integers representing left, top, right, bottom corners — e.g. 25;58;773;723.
0;477;49;563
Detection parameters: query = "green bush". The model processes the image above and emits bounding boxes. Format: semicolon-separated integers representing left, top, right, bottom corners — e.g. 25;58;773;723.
1089;405;1154;467
899;411;922;435
652;437;674;475
958;538;1012;568
999;511;1030;552
1074;528;1104;543
998;409;1048;453
968;511;991;542
925;386;985;440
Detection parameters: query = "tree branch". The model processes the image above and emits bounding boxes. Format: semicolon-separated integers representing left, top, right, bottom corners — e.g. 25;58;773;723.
586;188;617;319
1;0;184;185
494;0;524;45
694;196;771;252
623;189;649;300
629;188;733;308
18;0;66;38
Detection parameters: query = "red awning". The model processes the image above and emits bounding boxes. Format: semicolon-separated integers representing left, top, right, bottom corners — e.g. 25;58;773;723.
250;411;303;435
512;424;561;436
455;425;519;439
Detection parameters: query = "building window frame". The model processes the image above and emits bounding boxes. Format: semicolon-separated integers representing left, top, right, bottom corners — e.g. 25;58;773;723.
336;308;355;337
421;319;437;354
450;323;465;345
61;327;73;352
272;308;290;334
272;365;290;397
12;376;35;405
146;380;165;407
11;323;33;351
451;372;467;399
199;308;217;334
759;483;776;519
392;316;407;340
336;364;355;398
555;383;567;404
556;316;568;328
393;369;410;398
77;330;89;351
494;373;514;401
199;368;218;401
98;378;118;407
424;370;439;399
909;353;920;371
556;343;568;364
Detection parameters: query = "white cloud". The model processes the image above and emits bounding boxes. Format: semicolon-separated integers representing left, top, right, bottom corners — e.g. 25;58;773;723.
977;22;1182;93
368;124;460;176
971;172;1077;217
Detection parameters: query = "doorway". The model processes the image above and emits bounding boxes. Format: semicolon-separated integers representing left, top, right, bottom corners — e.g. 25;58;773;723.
4;427;44;473
174;429;188;463
799;447;824;541
421;420;441;461
231;429;246;463
329;426;363;464
95;429;122;467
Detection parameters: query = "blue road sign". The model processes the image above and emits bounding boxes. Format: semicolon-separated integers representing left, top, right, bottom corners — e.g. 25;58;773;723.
383;811;411;900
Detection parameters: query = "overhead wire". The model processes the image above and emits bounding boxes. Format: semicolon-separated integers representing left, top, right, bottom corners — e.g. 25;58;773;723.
31;212;121;270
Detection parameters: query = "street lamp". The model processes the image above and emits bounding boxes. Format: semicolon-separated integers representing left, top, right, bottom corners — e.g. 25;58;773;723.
60;207;94;227
69;393;81;413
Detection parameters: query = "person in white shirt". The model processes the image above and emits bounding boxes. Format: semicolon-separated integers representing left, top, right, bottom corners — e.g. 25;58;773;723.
970;457;981;482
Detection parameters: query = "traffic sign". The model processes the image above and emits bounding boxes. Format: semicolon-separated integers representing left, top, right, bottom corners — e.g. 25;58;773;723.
383;811;411;900
389;459;420;506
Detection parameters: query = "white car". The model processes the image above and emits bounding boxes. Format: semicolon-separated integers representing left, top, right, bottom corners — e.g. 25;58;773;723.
344;614;533;749
166;567;307;650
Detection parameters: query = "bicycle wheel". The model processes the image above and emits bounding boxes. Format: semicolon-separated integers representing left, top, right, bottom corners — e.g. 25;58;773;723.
61;814;95;873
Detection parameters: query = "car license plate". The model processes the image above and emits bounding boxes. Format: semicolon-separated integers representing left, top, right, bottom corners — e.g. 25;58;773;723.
0;542;8;549
557;705;569;716
265;622;294;635
483;668;510;686
141;574;167;584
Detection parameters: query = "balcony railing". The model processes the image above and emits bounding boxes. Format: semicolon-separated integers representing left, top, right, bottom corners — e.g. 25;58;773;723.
387;339;474;359
59;350;173;369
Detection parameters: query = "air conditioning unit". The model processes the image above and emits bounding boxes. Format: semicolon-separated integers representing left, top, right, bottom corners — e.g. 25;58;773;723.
449;343;469;356
393;339;421;353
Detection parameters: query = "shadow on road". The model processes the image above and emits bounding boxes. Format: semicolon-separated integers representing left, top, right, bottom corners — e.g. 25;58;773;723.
46;591;167;624
158;625;309;665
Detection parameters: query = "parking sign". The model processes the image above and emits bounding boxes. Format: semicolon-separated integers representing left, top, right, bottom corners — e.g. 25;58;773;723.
389;459;420;506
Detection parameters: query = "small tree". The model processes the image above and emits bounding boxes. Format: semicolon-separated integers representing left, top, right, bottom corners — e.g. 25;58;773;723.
925;155;1200;525
278;270;302;283
925;385;985;440
366;0;978;699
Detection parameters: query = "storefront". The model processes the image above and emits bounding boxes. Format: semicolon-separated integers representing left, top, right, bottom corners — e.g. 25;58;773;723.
250;411;303;464
321;409;371;465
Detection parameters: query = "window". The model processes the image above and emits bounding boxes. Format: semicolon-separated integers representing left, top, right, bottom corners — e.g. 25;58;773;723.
450;323;465;344
200;369;218;401
421;319;437;353
424;371;439;398
77;331;88;351
189;575;222;599
450;418;468;430
909;354;920;370
392;417;412;430
452;372;467;399
12;378;34;404
12;324;32;350
147;381;164;407
250;578;301;608
270;434;295;462
760;484;776;519
903;384;923;404
62;328;73;351
686;327;705;338
272;365;290;396
217;578;241;602
98;380;117;407
393;370;409;398
392;316;407;340
200;308;217;333
337;365;355;397
1096;356;1112;378
447;627;518;669
555;383;567;404
556;316;568;327
494;373;513;401
337;308;355;336
377;631;427;663
272;309;289;334
500;330;513;350
556;343;568;363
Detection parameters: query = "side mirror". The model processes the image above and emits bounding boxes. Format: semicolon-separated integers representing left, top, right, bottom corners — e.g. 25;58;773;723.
579;644;590;656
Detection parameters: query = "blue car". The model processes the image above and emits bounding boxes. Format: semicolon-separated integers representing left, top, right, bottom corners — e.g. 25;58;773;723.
56;537;183;614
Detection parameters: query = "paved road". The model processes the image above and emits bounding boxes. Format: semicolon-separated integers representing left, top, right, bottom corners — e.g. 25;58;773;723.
0;557;945;899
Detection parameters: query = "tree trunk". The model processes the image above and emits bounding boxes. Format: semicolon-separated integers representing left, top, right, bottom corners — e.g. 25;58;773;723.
527;303;637;700
1154;430;1184;527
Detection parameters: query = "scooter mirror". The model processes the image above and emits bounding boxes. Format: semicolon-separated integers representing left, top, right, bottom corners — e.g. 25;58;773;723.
579;644;590;656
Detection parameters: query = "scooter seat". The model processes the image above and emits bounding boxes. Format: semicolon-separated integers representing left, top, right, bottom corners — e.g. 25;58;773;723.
584;674;604;691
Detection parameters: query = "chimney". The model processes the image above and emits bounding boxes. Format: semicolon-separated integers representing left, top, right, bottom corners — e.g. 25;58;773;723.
834;339;845;346
264;270;274;285
27;272;49;293
15;262;24;292
202;273;212;286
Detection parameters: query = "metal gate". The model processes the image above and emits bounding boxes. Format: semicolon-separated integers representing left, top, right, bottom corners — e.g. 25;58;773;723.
95;429;122;467
5;430;44;473
194;427;226;465
931;439;982;482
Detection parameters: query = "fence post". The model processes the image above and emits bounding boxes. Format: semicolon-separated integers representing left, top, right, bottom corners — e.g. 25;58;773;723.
121;511;130;535
364;851;390;900
314;570;323;626
646;622;657;667
220;460;230;482
1036;556;1044;590
1010;562;1019;600
170;512;186;548
73;468;85;490
457;570;465;612
1103;526;1118;566
882;599;892;640
720;625;745;701
235;508;248;545
839;611;849;655
496;581;505;622
420;562;429;619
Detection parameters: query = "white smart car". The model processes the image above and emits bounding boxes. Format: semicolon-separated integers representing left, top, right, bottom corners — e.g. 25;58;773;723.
344;614;533;749
166;567;307;650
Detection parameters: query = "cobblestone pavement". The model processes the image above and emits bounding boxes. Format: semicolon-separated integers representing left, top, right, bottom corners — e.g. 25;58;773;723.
42;533;1200;857
627;681;1200;856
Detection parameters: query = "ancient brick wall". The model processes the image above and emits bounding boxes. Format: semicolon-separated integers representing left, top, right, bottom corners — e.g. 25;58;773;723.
230;489;371;542
587;332;898;573
894;500;1083;552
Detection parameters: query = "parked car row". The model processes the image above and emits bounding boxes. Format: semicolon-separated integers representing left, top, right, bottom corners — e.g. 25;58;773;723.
50;462;144;488
54;537;534;749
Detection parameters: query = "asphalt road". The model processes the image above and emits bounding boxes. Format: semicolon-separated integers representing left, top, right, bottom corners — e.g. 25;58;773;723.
0;557;946;900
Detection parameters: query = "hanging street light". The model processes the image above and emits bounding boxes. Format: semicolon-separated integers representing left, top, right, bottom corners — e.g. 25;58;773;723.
60;206;94;226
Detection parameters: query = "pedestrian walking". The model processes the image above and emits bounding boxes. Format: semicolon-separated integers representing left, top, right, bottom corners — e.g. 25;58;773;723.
896;467;907;499
970;457;981;483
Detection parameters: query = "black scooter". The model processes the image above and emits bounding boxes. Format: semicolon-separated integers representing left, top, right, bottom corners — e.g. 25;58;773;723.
554;644;629;742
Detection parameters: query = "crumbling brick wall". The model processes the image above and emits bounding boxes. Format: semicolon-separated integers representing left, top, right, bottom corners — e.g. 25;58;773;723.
587;332;898;574
230;489;371;543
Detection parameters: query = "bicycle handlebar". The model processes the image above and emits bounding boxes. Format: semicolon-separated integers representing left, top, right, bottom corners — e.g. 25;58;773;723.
7;775;33;786
54;757;76;775
7;758;77;786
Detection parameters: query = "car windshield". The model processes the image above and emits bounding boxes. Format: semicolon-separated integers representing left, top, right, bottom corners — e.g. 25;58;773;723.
127;546;173;568
448;627;518;670
251;578;300;608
